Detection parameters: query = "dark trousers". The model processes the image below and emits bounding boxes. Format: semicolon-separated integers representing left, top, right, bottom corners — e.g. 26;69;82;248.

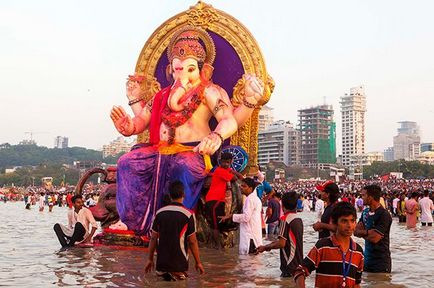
248;239;257;254
53;222;85;247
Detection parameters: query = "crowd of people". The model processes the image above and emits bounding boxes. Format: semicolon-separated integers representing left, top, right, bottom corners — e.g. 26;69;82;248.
0;183;102;211
142;153;433;287
3;157;434;287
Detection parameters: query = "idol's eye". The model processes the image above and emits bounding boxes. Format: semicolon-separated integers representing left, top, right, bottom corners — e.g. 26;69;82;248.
188;67;196;73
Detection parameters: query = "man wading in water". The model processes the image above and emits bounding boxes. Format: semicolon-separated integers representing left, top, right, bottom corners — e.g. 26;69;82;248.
145;181;204;281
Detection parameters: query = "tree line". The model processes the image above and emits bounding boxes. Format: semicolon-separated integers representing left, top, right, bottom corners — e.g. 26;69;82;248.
363;160;434;179
0;143;123;186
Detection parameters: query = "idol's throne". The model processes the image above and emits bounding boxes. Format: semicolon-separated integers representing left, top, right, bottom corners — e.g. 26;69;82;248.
92;1;273;248
135;1;274;174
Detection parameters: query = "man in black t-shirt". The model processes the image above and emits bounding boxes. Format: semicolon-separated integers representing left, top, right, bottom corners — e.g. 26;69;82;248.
313;181;340;239
145;181;204;281
256;191;303;277
354;184;392;273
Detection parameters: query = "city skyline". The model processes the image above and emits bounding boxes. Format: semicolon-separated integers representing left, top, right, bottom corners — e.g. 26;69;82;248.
1;0;433;152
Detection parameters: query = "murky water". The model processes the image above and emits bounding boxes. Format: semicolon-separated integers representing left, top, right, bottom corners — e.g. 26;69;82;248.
1;202;433;287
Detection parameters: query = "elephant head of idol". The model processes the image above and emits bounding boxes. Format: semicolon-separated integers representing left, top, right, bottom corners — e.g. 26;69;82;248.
165;26;215;112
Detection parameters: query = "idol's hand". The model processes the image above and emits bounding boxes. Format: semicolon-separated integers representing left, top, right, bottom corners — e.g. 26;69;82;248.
193;133;223;156
126;79;144;101
243;74;264;105
110;106;134;136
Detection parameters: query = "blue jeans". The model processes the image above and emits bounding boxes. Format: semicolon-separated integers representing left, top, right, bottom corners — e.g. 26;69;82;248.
267;221;279;235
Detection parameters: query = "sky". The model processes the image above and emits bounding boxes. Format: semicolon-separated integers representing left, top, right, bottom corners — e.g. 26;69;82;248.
1;0;433;153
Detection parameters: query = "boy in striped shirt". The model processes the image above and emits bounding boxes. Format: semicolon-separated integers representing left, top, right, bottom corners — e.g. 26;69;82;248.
294;202;364;288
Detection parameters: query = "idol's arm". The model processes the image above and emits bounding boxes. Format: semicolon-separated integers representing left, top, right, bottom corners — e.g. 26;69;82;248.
194;85;237;155
110;105;151;136
207;86;238;137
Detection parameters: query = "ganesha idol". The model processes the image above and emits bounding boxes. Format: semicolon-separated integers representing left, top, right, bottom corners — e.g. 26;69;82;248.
110;26;264;236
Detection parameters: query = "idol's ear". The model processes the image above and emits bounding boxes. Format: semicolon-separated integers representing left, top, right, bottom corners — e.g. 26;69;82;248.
200;63;214;83
166;64;173;82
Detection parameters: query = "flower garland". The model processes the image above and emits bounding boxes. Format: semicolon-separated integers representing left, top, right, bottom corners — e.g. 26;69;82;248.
161;85;204;144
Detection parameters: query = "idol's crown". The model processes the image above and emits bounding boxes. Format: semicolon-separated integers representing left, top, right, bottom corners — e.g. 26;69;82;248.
169;31;206;62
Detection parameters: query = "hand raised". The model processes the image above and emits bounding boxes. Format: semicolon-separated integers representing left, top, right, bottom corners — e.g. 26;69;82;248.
110;106;134;136
126;80;144;100
243;74;264;104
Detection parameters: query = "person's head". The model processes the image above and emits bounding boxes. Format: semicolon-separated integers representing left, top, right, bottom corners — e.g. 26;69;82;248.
361;184;381;206
281;191;298;211
411;191;418;199
424;190;429;197
331;201;357;237
240;178;257;196
316;180;340;204
71;195;84;211
220;152;233;169
169;181;185;201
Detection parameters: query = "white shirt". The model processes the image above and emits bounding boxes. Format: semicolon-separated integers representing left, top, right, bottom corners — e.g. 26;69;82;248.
392;198;400;209
419;197;434;223
62;207;98;240
302;199;311;211
232;191;263;254
38;196;45;207
315;199;324;220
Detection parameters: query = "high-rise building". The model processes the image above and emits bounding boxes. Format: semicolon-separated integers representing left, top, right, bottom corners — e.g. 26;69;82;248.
257;120;300;166
258;105;274;132
384;147;394;162
340;86;367;167
54;136;69;149
102;137;134;158
298;105;336;167
393;121;420;160
421;143;434;153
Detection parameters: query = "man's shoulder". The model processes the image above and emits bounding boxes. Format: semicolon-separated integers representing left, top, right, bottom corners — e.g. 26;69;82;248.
156;204;194;218
250;193;262;204
79;207;92;215
353;241;364;253
315;237;333;249
215;166;229;172
376;206;392;219
269;198;279;206
214;167;231;176
288;216;303;230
